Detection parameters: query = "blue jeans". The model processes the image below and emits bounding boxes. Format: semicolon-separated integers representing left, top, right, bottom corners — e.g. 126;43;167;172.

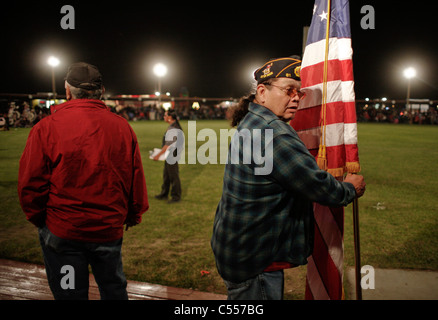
38;225;128;300
223;271;284;300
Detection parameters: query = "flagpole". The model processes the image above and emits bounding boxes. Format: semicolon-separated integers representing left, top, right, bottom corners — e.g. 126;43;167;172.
352;197;362;300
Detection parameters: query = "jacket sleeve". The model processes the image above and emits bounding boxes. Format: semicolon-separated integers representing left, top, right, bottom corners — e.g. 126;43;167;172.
271;133;356;207
127;129;149;224
17;125;51;227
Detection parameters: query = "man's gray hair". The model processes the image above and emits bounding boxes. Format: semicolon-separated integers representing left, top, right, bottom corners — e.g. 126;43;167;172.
65;81;103;100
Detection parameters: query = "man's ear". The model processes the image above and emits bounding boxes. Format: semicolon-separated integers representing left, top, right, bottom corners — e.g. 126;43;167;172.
65;83;72;101
256;83;267;105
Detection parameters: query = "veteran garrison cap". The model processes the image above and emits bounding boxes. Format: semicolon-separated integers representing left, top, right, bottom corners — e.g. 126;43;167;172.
254;55;301;84
65;62;103;90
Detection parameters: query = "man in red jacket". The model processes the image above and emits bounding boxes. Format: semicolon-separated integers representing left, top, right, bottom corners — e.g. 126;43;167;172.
18;62;149;300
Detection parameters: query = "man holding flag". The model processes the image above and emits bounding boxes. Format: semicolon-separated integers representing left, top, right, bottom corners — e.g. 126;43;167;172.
211;51;365;299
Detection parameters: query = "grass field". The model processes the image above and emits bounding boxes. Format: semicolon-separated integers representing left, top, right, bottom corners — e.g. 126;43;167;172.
0;121;437;299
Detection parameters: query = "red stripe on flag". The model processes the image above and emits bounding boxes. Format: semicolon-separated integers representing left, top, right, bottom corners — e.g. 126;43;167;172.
326;145;346;170
293;106;321;130
328;204;344;241
345;143;360;163
301;59;354;88
293;101;357;132
344;101;357;123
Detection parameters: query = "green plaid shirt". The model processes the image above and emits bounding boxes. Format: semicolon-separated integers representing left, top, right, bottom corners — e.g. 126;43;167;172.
211;102;356;283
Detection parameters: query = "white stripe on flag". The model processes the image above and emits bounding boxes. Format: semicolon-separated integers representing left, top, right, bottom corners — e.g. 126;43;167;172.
307;256;330;300
297;123;358;149
313;204;344;276
300;81;355;110
302;38;353;69
344;123;358;145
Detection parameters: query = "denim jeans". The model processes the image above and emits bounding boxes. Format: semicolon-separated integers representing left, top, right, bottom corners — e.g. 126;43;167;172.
38;225;128;300
223;270;284;300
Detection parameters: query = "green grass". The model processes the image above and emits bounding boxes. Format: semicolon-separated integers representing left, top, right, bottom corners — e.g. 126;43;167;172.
344;123;438;270
1;122;437;299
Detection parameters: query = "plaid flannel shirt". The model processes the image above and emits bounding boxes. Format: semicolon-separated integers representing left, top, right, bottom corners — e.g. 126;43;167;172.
211;102;356;283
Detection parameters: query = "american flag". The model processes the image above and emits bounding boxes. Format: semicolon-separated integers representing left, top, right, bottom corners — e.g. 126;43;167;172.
291;0;360;300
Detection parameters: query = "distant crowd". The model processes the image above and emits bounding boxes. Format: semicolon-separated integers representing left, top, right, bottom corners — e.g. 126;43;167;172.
1;102;51;130
358;107;438;125
1;100;437;131
0;101;229;130
113;103;227;122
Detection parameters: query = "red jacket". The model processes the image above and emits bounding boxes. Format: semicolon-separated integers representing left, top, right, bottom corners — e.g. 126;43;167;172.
18;99;149;242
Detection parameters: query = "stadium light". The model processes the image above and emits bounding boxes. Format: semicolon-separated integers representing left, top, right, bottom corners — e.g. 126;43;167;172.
153;63;168;106
403;67;416;111
47;56;60;97
47;56;60;67
153;63;168;78
403;67;416;79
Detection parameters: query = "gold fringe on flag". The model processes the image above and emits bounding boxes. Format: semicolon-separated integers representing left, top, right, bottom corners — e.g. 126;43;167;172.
316;145;327;171
326;163;361;179
328;167;345;179
346;161;361;174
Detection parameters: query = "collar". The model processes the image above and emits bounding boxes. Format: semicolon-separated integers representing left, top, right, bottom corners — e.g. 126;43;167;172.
248;102;280;124
51;99;108;114
247;102;296;136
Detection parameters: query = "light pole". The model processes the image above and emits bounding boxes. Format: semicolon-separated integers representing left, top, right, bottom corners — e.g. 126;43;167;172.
153;63;168;107
47;56;60;98
403;67;416;112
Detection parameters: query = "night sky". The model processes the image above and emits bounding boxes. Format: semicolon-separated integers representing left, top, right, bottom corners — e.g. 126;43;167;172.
1;0;437;100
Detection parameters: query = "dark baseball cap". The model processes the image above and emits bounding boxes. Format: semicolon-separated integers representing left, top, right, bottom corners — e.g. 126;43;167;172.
254;55;301;84
65;62;103;90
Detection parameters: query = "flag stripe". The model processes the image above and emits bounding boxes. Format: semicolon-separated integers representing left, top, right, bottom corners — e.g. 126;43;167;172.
305;279;314;299
313;204;344;275
301;59;354;86
302;38;353;69
295;123;358;149
312;221;343;299
306;256;330;300
294;101;358;130
299;81;355;110
345;143;359;163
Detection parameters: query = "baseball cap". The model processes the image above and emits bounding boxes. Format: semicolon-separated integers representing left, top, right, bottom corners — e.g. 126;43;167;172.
254;55;301;84
65;62;103;90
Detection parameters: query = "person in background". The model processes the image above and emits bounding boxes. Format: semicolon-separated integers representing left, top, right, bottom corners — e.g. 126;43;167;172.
154;109;183;203
18;62;149;300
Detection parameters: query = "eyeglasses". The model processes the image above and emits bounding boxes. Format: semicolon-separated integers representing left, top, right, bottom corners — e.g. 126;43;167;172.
265;83;306;99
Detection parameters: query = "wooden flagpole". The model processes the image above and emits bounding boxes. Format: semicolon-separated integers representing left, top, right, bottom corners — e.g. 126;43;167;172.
352;197;362;300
